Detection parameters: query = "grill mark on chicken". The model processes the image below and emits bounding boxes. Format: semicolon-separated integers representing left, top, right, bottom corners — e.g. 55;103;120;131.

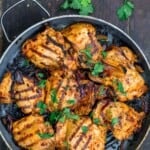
30;48;57;61
14;93;42;101
41;44;59;54
46;34;65;52
13;86;35;94
73;123;92;149
69;119;85;141
58;77;70;109
81;134;92;150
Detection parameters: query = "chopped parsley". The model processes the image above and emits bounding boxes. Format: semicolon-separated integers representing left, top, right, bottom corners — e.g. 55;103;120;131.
113;79;126;95
93;118;101;125
50;89;58;103
81;47;92;59
111;117;119;126
37;73;44;78
37;101;47;115
91;62;104;76
22;59;30;67
101;51;107;59
61;0;94;15
38;79;46;88
81;126;88;134
67;98;76;105
117;0;134;21
48;108;79;125
38;133;54;139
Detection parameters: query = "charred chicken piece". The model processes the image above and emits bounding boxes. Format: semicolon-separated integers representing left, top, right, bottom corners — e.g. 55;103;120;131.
55;117;107;150
22;27;69;70
0;72;12;104
93;100;145;140
89;65;147;102
103;46;137;68
45;70;95;115
12;76;45;114
62;23;103;68
12;114;55;150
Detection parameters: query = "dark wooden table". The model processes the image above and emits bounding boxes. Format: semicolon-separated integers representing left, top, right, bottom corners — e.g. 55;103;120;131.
0;0;150;149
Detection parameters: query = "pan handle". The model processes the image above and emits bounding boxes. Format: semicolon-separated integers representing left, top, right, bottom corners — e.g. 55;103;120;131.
1;0;50;43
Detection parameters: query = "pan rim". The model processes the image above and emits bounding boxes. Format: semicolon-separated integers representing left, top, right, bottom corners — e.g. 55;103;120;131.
0;15;150;150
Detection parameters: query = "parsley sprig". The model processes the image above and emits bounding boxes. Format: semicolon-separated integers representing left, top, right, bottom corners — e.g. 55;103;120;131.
37;101;47;115
117;0;134;21
38;133;54;139
91;62;104;76
111;117;119;126
61;0;94;15
81;125;88;134
50;88;58;103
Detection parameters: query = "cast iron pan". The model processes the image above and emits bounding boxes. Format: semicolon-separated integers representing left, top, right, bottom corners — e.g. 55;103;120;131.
0;15;150;150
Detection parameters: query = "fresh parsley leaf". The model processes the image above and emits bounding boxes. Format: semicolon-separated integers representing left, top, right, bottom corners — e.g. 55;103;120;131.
99;85;105;96
93;118;101;125
101;51;107;59
37;101;47;115
64;141;69;150
38;80;46;88
37;73;44;78
67;99;76;105
81;126;88;134
50;89;58;103
59;115;66;123
91;62;104;76
117;0;134;21
48;111;62;125
89;111;93;119
38;133;54;139
61;0;69;9
81;47;92;59
61;0;94;16
111;117;119;126
114;79;126;95
22;59;29;67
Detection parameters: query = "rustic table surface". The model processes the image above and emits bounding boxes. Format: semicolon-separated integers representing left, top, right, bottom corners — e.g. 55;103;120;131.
0;0;150;149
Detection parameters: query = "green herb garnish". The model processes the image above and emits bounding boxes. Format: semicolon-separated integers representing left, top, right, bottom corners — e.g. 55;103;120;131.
91;62;104;76
111;117;119;126
48;111;62;125
64;141;69;150
61;0;94;15
37;101;47;115
38;80;46;88
81;126;88;134
93;118;101;125
22;59;29;67
114;79;126;95
101;51;107;59
117;0;134;21
38;133;54;139
37;73;44;78
82;48;92;59
50;88;58;103
67;99;76;105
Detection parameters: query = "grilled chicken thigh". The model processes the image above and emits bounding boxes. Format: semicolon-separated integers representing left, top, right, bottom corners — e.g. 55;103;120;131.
22;27;69;70
12;76;45;114
62;23;103;69
45;70;96;115
12;114;55;150
55;117;107;150
93;100;145;140
103;46;137;68
0;72;12;104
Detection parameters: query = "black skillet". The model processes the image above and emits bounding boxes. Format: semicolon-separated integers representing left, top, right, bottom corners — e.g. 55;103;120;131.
0;2;150;150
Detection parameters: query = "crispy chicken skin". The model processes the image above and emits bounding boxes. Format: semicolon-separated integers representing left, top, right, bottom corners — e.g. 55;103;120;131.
0;72;12;104
22;27;69;70
55;118;107;150
93;100;145;140
62;23;103;68
45;70;96;115
12;114;55;150
12;77;45;114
